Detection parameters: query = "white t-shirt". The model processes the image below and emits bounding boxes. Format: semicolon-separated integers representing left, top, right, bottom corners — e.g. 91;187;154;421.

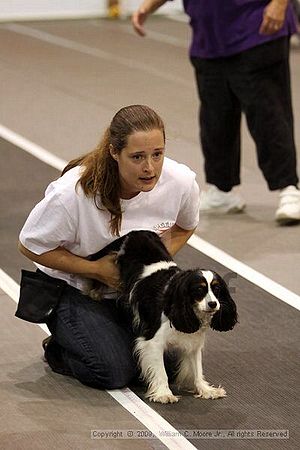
19;157;200;290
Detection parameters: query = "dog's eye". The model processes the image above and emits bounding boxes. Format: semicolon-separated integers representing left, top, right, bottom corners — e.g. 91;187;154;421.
192;286;206;297
211;283;221;296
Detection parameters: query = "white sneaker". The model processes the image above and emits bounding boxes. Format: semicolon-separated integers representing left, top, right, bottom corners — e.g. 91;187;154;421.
199;185;246;214
275;185;300;225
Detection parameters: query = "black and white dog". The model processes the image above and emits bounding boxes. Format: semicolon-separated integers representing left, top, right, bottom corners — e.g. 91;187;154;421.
88;230;238;404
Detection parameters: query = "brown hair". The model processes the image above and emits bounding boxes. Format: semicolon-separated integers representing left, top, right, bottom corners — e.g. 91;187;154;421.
62;105;165;236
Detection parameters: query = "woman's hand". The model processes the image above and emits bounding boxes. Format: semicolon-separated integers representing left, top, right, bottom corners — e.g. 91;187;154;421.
132;0;168;36
90;253;121;290
132;6;149;36
259;0;288;35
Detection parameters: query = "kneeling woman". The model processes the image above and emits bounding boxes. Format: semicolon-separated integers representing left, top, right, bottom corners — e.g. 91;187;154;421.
18;104;200;389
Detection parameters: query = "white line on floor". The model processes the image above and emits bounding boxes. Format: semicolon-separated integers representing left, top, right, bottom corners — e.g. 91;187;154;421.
0;23;191;88
89;19;188;48
0;268;196;450
1;124;299;310
0;124;65;171
188;235;300;311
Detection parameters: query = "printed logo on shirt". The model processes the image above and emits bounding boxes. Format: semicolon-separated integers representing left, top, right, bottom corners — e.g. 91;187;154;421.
153;221;175;233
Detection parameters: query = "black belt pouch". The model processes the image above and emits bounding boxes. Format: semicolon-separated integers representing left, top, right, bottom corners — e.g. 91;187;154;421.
15;269;67;323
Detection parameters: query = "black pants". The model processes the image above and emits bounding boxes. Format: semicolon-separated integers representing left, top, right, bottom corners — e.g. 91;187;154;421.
191;37;298;192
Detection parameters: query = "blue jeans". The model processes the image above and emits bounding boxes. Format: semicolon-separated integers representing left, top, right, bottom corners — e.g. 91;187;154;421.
45;284;137;389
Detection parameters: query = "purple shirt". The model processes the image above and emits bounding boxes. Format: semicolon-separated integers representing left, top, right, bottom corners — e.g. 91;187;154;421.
180;0;297;58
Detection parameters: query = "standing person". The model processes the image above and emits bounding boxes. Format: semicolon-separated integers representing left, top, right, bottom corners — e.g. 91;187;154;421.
17;105;200;389
132;0;300;225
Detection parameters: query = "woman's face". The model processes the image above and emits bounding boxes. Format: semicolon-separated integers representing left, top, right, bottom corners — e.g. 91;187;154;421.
111;129;165;199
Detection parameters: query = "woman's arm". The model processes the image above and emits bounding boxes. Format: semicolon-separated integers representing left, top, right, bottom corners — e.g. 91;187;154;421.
18;241;120;289
160;224;196;256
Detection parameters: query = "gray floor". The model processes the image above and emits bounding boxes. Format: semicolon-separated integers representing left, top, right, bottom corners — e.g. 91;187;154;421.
0;16;299;293
0;16;299;450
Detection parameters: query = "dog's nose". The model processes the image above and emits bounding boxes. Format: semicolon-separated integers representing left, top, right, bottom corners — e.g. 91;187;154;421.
208;301;217;309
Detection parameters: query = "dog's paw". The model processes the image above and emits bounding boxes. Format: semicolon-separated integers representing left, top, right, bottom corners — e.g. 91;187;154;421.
194;385;226;399
146;390;180;404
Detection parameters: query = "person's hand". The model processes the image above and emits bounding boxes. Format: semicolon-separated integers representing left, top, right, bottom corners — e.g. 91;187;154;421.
259;0;288;35
91;253;121;290
132;7;148;36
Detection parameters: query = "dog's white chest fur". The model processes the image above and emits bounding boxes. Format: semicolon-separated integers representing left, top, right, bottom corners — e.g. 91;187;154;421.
157;315;207;351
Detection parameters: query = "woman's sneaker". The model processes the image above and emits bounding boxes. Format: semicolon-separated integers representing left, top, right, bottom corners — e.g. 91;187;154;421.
275;185;300;225
199;185;246;214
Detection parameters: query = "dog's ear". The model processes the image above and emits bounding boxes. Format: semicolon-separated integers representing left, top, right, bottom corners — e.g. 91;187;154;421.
164;271;201;333
210;274;238;332
168;301;201;334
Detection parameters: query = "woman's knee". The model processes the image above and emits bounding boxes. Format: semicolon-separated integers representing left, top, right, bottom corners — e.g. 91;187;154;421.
70;356;137;390
47;292;137;388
